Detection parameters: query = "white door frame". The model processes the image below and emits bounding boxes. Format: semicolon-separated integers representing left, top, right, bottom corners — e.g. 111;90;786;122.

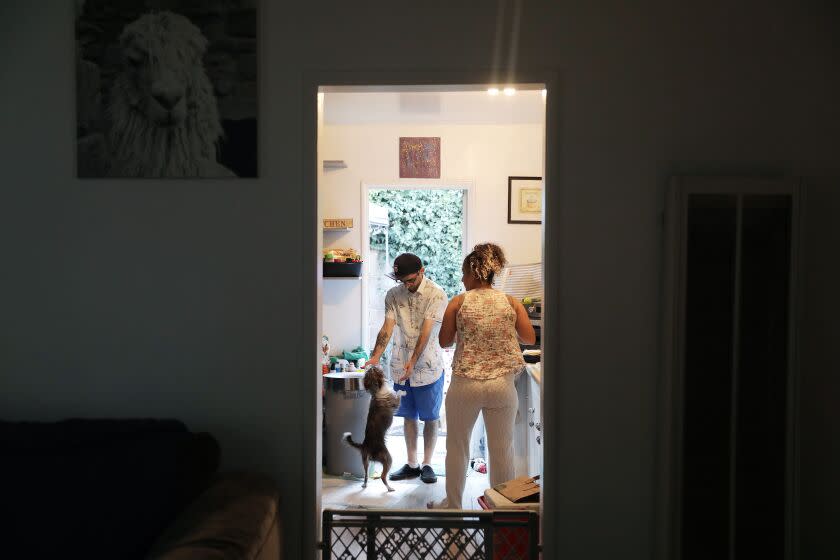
360;180;474;351
302;69;561;560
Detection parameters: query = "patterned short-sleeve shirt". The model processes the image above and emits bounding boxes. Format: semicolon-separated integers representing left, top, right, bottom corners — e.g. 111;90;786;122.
384;277;447;386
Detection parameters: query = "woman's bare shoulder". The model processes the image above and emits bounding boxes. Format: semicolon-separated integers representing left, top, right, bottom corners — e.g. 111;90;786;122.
445;292;467;312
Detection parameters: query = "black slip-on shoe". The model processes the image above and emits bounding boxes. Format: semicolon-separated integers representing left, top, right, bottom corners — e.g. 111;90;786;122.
389;464;422;480
420;465;438;483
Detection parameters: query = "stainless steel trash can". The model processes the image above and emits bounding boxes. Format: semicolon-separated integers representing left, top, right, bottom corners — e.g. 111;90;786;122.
323;372;370;477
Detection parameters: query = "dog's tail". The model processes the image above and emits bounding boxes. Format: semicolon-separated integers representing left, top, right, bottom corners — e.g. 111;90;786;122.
343;432;363;449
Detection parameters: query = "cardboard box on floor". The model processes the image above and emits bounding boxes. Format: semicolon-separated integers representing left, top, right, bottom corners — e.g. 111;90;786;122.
492;475;541;503
482;488;540;511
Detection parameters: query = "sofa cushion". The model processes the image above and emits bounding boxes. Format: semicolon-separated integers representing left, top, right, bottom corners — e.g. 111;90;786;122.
1;418;220;559
146;472;281;560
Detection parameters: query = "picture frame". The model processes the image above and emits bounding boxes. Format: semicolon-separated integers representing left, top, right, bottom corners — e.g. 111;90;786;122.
399;137;441;178
507;176;543;224
75;1;257;178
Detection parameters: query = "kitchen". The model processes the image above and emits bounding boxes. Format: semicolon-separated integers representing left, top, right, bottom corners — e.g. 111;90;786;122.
316;85;546;511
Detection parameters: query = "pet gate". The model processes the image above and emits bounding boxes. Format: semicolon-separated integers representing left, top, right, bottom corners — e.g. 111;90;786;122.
320;508;540;559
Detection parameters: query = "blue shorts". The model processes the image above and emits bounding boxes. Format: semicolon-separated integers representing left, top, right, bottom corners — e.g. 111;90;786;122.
394;371;444;422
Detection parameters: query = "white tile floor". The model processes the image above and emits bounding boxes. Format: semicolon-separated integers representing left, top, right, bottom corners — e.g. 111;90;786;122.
321;464;489;511
321;430;489;511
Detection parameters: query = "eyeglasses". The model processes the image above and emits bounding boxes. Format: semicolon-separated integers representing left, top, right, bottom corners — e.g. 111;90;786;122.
398;273;421;285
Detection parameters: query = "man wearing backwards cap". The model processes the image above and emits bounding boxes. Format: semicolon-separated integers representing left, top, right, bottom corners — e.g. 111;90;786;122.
368;253;448;484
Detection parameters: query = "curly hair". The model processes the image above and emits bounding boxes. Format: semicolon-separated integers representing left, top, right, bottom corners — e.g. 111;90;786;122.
463;243;507;283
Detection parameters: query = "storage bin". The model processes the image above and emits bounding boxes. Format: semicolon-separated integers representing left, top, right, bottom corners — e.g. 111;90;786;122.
477;495;538;560
323;372;369;476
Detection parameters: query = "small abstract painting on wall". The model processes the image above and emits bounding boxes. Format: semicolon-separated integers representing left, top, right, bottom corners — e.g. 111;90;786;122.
399;137;441;178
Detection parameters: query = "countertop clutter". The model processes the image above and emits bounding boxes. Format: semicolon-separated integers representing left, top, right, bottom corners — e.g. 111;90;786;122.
523;348;541;364
323;248;362;277
322;247;361;262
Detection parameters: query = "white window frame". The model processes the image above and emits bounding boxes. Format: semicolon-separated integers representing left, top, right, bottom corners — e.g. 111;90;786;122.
359;180;474;351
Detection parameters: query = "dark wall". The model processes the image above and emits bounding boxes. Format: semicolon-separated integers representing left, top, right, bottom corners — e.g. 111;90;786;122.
0;1;837;558
800;182;840;558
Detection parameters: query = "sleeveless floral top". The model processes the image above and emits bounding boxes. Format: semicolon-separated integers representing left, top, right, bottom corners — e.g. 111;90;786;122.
452;289;526;380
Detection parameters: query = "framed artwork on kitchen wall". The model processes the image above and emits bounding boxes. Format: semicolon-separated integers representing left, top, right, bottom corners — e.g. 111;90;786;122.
399;137;441;178
507;176;543;224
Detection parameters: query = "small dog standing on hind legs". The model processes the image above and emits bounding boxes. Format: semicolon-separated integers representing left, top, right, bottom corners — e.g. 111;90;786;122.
343;365;406;492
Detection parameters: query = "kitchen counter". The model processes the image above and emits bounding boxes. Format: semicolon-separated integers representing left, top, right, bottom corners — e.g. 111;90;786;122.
514;361;543;478
525;363;541;385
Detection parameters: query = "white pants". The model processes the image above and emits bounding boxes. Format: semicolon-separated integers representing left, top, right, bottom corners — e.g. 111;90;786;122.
443;374;518;508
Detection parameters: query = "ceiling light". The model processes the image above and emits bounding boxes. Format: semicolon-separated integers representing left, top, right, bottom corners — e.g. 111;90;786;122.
503;87;516;96
542;89;547;100
487;87;500;96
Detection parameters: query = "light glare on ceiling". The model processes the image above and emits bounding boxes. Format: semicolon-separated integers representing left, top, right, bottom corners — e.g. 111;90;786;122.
487;87;500;96
503;87;516;96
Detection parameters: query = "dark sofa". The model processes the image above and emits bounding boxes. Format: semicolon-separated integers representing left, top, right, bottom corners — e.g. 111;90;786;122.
1;418;281;559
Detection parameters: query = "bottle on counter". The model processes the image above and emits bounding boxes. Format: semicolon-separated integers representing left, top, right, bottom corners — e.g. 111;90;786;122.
321;335;331;374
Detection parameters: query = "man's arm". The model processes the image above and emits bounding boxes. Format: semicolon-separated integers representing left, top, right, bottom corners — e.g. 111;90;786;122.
368;317;396;365
438;295;463;348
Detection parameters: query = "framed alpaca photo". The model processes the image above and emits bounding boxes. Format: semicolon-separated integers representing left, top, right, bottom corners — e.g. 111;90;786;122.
75;1;257;178
508;176;543;224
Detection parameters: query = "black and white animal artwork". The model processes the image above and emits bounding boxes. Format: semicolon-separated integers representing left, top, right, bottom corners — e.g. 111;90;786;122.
343;366;406;492
75;1;257;178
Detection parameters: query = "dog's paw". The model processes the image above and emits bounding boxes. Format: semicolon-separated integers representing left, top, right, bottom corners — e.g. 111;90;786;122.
361;483;367;489
395;390;407;398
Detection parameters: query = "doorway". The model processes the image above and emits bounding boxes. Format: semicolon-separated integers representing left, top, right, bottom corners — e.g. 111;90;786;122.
363;185;469;470
659;177;802;560
304;74;560;559
322;184;474;510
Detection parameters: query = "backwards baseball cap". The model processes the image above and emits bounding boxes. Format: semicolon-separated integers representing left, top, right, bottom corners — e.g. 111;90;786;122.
387;253;423;281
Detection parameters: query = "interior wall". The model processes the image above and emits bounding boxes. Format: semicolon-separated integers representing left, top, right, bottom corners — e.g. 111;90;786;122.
320;120;544;355
322;122;545;265
1;1;838;559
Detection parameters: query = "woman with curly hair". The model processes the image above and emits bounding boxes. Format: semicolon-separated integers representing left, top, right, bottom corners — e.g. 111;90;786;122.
429;243;536;508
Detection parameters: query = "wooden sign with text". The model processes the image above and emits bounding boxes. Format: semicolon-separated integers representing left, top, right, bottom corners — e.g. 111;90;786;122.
323;218;353;229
